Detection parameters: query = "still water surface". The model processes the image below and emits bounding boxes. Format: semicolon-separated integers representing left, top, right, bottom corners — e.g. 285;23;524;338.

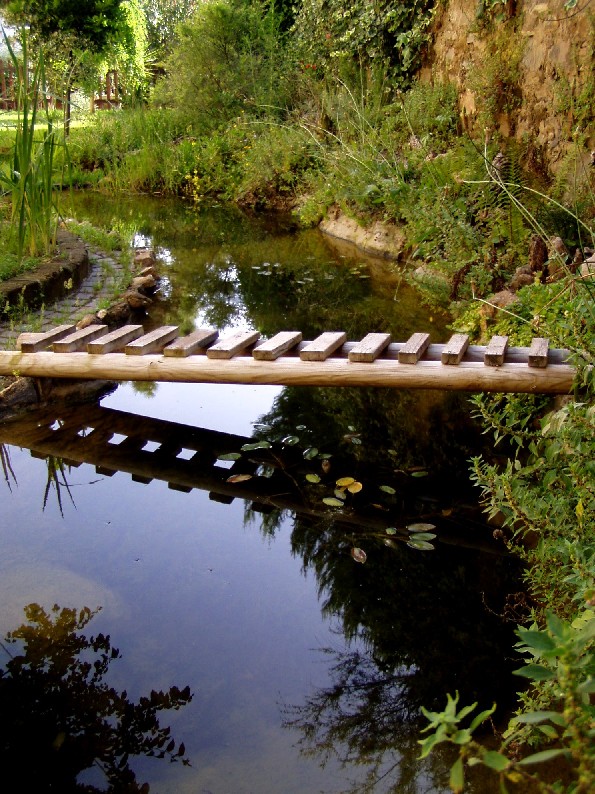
0;196;523;792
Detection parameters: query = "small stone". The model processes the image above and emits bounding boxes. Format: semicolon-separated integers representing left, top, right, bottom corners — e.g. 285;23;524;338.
131;275;157;291
138;265;160;279
124;290;152;309
76;314;98;329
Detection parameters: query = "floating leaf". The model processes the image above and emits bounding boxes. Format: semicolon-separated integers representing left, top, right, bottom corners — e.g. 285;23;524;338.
407;539;435;551
318;453;332;459
347;481;363;494
303;447;318;460
336;476;355;487
281;435;300;446
407;523;436;533
410;470;429;478
218;452;242;461
379;485;396;494
410;532;436;541
333;489;347;500
227;474;252;483
323;497;344;508
385;527;397;535
306;473;321;484
241;441;272;451
296;424;307;431
351;547;367;563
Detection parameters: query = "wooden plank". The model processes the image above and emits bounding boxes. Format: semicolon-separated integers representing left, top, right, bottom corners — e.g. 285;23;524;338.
18;325;76;353
163;328;219;358
125;326;179;355
484;335;509;367
253;331;302;361
528;337;549;369
348;333;391;363
206;330;260;359
87;325;144;354
300;332;347;361
53;325;108;353
441;333;470;365
398;332;431;364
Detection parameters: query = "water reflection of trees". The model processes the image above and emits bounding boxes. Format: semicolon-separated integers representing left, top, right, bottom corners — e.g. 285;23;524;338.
0;603;192;792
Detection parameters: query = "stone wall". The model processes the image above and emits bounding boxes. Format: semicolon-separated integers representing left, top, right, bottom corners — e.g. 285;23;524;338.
422;0;593;172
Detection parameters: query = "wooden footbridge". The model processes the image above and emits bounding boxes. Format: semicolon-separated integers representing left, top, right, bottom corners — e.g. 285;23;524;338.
0;324;574;393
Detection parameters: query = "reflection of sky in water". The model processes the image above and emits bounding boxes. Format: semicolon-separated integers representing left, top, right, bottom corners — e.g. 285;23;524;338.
0;392;379;793
103;381;282;435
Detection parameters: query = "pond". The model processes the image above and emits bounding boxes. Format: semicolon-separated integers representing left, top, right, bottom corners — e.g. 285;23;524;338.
0;195;524;793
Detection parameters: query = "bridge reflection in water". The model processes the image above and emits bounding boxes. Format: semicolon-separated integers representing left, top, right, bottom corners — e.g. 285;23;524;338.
0;402;503;556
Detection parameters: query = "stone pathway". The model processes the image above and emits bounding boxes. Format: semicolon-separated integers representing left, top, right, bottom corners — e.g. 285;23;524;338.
0;249;128;349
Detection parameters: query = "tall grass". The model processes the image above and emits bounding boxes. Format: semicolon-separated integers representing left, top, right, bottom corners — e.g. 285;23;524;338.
0;29;68;260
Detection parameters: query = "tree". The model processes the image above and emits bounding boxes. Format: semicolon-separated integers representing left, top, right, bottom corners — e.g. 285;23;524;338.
0;603;192;791
1;1;148;127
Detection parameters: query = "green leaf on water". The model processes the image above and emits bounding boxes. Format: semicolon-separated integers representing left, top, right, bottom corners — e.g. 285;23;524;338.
241;441;272;451
306;473;321;484
385;527;397;535
411;470;429;478
407;523;436;533
323;497;344;508
296;424;307;431
379;485;396;494
218;452;242;461
281;435;300;446
407;539;435;551
303;447;319;460
409;532;436;541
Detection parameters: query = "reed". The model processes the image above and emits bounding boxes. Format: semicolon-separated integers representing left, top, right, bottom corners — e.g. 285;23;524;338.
0;28;68;260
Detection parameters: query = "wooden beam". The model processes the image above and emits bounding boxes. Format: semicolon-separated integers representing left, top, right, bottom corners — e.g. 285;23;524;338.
0;349;574;393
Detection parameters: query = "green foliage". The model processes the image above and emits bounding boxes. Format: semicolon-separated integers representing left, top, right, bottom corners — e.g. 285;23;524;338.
418;610;595;793
291;0;437;87
0;30;67;259
154;0;291;133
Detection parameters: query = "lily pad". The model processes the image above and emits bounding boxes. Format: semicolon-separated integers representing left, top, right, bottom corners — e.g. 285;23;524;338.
306;473;321;484
347;481;363;494
227;473;252;483
323;497;344;508
379;485;396;494
218;452;242;461
241;441;272;451
407;539;435;551
336;476;355;487
385;527;397;535
407;523;436;533
351;547;367;563
303;447;319;460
